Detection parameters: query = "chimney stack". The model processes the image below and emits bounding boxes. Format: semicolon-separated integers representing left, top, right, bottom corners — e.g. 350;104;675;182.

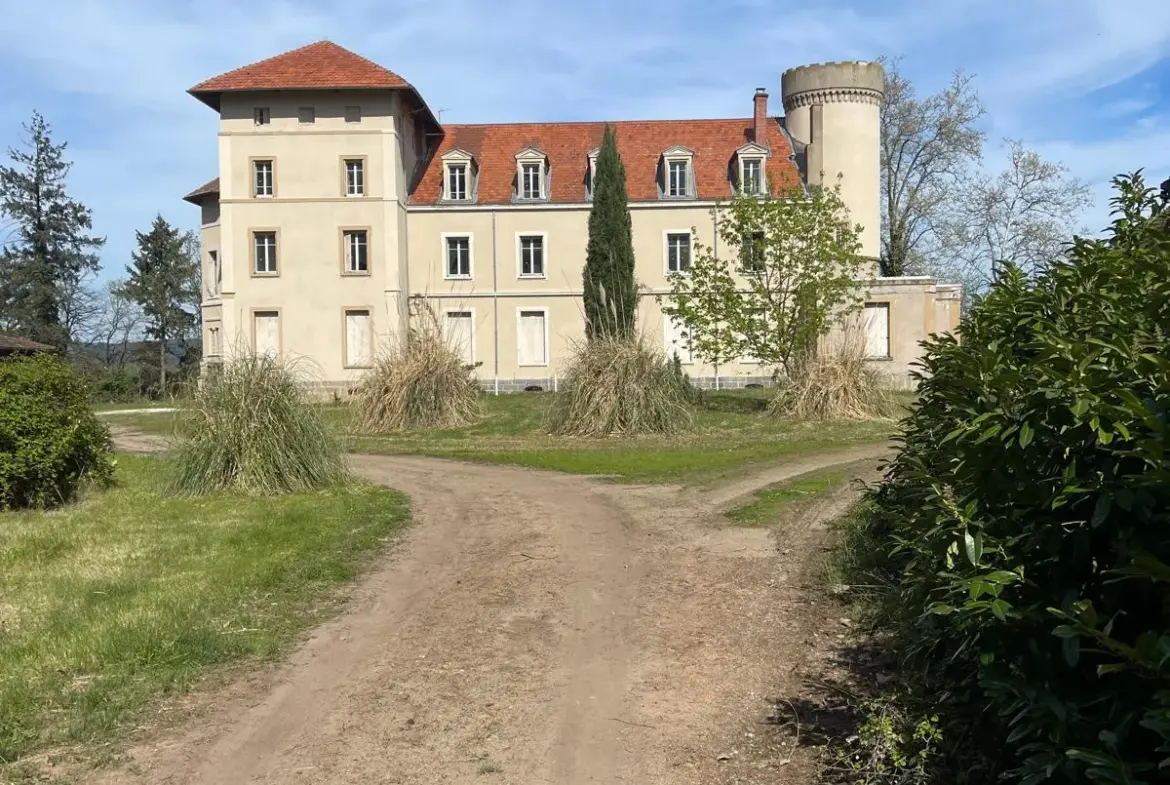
753;87;769;143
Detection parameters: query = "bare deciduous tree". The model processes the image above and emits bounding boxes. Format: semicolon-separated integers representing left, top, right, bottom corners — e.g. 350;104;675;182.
92;279;142;366
937;140;1093;289
880;57;985;277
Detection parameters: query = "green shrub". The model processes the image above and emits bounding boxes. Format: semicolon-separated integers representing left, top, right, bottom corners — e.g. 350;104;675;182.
169;355;349;495
548;335;694;436
352;302;481;432
855;173;1170;783
0;354;114;509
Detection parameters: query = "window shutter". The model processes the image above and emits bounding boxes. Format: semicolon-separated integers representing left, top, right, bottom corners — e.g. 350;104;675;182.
863;303;890;358
517;311;547;366
345;310;372;366
664;316;693;364
444;311;474;364
254;312;279;358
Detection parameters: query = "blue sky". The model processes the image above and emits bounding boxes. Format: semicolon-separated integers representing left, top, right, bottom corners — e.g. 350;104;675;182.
0;0;1167;283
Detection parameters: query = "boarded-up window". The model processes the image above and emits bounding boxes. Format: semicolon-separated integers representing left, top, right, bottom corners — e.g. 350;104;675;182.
345;309;372;367
517;310;547;366
444;310;473;365
663;315;693;365
863;303;890;358
254;311;279;358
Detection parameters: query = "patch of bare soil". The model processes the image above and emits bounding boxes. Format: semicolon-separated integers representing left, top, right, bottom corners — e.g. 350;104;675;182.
85;437;883;785
107;426;171;454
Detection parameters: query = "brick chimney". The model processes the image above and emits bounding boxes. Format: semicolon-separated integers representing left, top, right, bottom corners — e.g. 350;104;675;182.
753;87;769;143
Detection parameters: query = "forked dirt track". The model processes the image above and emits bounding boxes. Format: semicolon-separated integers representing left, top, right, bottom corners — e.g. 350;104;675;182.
98;440;888;785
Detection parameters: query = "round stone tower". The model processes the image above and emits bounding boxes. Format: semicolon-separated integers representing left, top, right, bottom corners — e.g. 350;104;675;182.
781;61;884;260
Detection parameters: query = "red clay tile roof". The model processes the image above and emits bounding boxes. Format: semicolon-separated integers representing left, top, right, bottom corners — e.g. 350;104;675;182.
0;333;57;353
182;177;220;204
190;41;409;103
410;118;802;205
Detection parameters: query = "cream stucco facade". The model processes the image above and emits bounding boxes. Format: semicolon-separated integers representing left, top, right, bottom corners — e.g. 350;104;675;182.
188;49;959;393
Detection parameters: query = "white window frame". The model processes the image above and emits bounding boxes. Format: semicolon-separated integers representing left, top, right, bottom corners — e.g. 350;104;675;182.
521;162;542;199
515;306;550;368
253;159;274;198
447;163;468;201
253;107;270;126
661;145;694;199
667;159;689;197
663;230;692;274
442;232;474;280
344;158;365;197
862;301;892;360
740;156;765;195
515;231;547;279
343;229;369;274
253;231;278;275
514;148;547;201
442;307;476;364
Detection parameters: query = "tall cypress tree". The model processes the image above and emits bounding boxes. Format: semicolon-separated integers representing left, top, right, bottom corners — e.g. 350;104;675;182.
584;124;637;339
124;216;199;394
0;112;104;348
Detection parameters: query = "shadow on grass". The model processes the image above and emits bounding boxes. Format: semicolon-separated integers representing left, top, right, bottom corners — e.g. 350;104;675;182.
700;389;772;414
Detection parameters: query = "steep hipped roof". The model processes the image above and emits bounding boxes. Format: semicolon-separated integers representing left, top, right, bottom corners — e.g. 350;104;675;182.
182;177;220;204
410;118;802;205
188;41;440;130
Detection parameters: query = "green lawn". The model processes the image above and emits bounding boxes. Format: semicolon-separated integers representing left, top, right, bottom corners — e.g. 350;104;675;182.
342;391;896;484
0;456;409;772
724;459;877;525
102;390;901;486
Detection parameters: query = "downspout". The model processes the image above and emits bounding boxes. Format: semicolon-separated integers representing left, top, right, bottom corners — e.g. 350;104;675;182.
492;210;500;394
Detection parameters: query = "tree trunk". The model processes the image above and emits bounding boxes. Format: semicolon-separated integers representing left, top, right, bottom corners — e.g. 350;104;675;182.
158;331;167;396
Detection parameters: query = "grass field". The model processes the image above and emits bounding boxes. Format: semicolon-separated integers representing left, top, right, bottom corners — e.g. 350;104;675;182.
724;459;878;525
0;456;408;773
103;390;900;486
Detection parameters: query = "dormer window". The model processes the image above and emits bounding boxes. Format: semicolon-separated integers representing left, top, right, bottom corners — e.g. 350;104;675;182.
734;142;769;196
660;145;695;199
441;149;476;202
514;148;548;201
586;148;600;199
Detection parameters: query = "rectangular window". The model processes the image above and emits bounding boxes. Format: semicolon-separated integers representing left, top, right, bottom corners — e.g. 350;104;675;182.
666;232;691;273
253;311;279;357
253;107;270;126
345;159;365;196
344;105;362;123
253;160;273;197
517;310;547;366
343;229;368;274
447;164;468;200
208;250;219;295
344;309;373;368
664;316;693;365
863;303;891;359
742;158;762;194
741;231;765;273
668;160;688;197
298;106;315;124
444;310;474;364
253;231;277;274
521;162;542;199
519;235;544;277
445;235;471;278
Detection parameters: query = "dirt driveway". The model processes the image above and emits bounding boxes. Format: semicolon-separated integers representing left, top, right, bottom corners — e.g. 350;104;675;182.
97;442;886;785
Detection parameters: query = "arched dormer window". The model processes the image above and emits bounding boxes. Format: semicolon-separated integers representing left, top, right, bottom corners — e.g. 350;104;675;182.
733;142;769;196
441;148;476;202
514;147;548;202
659;144;695;199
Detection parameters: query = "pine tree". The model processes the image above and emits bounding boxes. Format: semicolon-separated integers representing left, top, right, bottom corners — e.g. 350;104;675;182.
584;124;637;339
124;215;199;394
0;112;104;348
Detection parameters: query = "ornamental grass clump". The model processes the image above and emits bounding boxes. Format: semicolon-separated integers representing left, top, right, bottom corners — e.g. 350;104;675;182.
547;335;693;437
169;355;348;495
769;323;894;421
352;304;481;432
